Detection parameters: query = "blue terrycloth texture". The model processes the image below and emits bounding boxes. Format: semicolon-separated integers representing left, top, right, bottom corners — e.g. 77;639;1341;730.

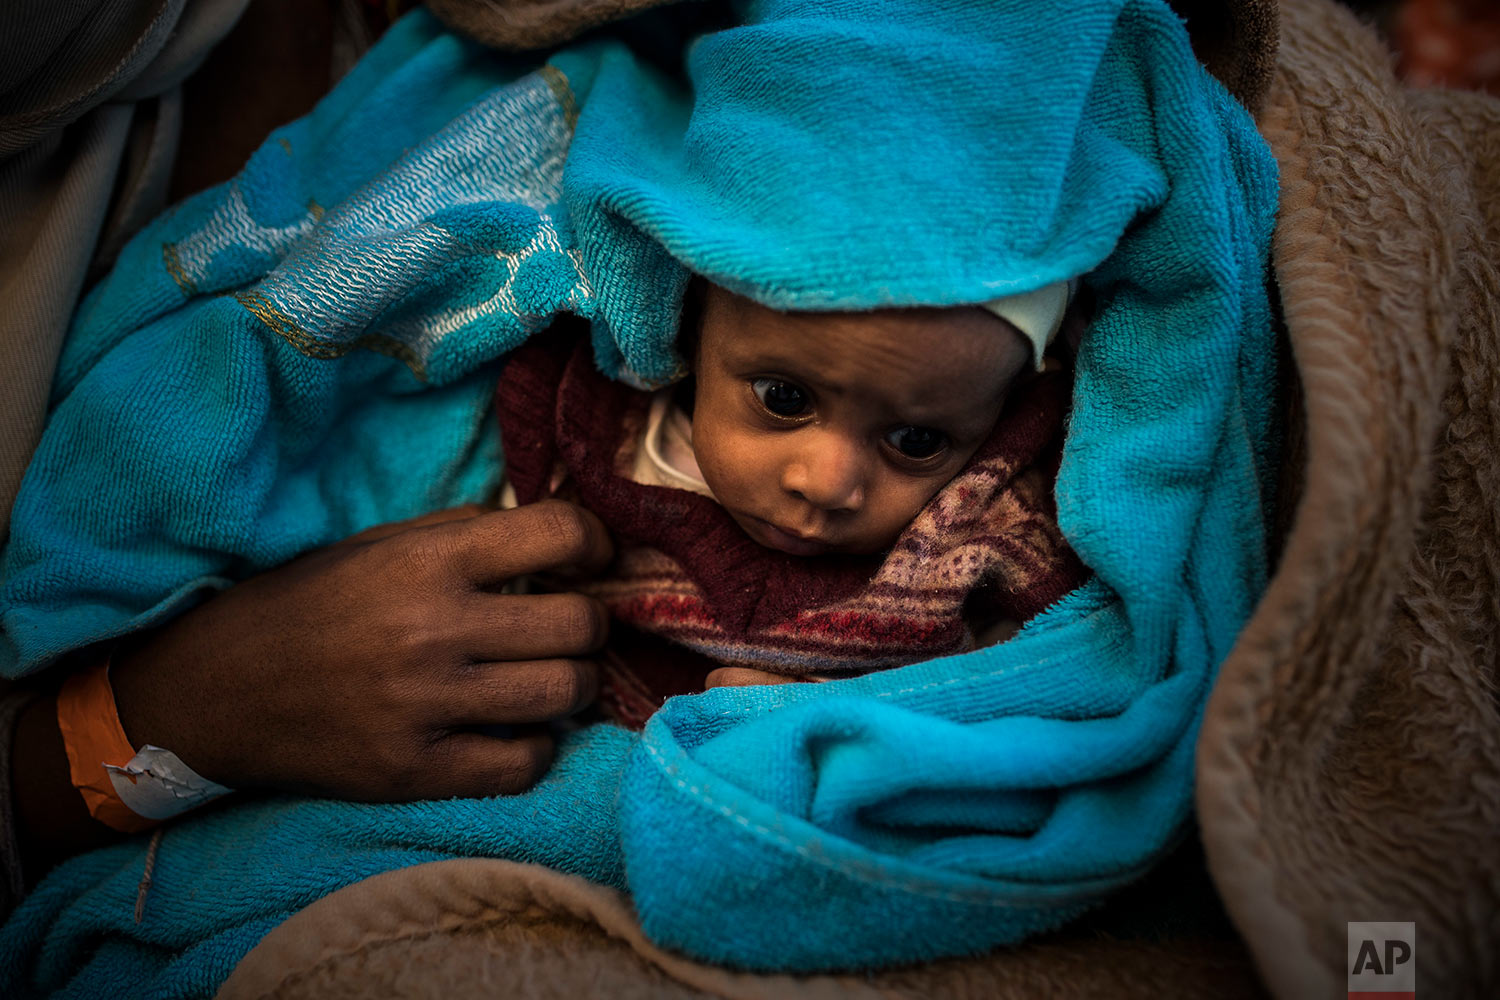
0;727;633;999
0;0;1279;994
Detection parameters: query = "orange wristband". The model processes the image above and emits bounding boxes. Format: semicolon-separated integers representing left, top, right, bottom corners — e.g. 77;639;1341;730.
56;658;160;834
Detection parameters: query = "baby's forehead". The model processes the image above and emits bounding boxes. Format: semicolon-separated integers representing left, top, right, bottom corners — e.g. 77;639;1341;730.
791;304;1022;354
721;298;1025;367
701;293;1028;424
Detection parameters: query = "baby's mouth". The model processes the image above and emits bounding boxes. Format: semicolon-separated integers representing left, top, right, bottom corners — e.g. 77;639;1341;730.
742;515;834;557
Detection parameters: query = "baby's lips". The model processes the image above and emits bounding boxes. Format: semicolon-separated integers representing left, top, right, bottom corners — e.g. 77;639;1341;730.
745;516;835;557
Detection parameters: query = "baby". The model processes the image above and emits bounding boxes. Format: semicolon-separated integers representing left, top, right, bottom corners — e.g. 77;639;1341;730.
496;278;1087;721
644;281;1066;557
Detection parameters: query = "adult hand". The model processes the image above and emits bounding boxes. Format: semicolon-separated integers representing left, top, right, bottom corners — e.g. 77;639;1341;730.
108;501;613;802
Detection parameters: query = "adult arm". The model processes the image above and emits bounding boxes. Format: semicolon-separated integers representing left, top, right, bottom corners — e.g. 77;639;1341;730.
8;501;613;886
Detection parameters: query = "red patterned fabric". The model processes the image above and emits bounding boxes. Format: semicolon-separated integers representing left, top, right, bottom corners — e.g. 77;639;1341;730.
496;325;1089;725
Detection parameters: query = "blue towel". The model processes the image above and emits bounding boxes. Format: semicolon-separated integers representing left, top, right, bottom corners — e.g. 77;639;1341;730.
0;0;1279;994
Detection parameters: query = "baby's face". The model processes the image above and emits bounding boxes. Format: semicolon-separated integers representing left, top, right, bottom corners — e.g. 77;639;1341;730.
690;285;1030;556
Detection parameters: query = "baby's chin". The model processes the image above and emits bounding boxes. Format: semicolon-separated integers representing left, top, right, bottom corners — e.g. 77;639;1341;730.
724;509;896;558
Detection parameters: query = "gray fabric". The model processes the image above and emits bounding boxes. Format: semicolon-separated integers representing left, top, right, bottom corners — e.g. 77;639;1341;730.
0;689;40;922
0;105;133;541
0;0;250;539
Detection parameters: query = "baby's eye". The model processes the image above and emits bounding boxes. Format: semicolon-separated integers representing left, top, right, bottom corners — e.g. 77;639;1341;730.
886;426;946;459
751;378;810;417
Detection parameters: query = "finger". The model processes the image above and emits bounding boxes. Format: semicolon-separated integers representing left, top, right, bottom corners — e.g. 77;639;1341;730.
339;505;488;547
447;501;614;584
447;658;600;725
463;593;609;659
428;728;556;797
704;667;801;688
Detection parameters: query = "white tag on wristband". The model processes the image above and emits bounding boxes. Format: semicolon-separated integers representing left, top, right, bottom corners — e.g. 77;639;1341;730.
104;745;234;821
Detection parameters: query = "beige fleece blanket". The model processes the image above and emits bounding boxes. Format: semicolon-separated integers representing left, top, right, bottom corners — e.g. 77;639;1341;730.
1197;0;1500;994
219;0;1500;996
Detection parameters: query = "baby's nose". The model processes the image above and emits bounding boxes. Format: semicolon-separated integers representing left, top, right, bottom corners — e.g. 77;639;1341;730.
781;435;865;512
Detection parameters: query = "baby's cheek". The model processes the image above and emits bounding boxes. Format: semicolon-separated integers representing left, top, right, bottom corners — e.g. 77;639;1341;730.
869;476;954;543
710;452;764;513
692;422;759;508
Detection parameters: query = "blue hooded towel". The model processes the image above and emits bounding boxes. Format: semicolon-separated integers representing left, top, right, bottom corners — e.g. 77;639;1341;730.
0;1;1279;995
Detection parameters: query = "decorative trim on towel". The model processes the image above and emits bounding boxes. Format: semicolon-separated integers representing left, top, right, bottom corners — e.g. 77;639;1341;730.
165;69;591;382
234;289;429;378
539;64;581;132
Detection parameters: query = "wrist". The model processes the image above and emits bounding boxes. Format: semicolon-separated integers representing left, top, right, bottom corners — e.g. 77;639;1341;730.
13;693;116;881
109;636;176;752
58;652;233;832
110;631;224;785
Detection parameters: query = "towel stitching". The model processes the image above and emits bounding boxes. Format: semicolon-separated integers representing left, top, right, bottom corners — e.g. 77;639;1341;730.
639;740;1091;907
713;654;1048;719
